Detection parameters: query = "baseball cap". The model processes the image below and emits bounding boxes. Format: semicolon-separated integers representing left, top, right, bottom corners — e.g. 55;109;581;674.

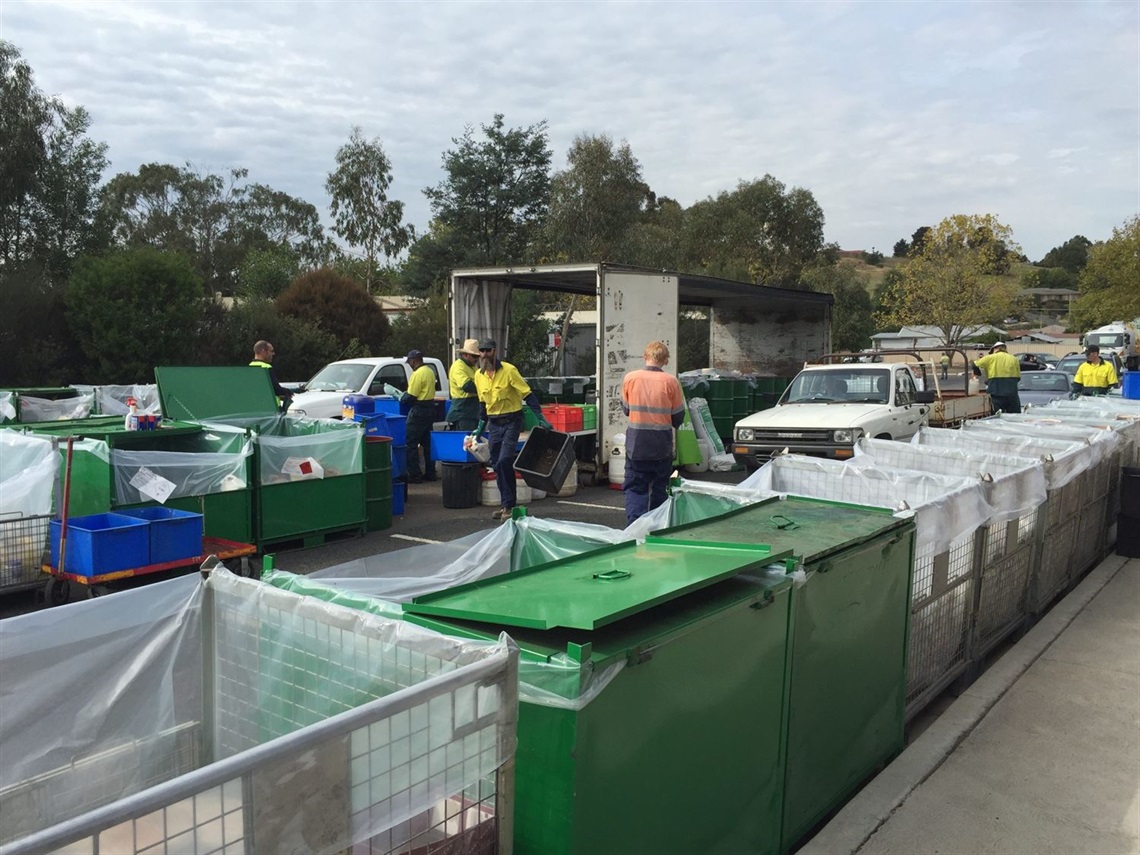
477;339;497;351
405;349;423;362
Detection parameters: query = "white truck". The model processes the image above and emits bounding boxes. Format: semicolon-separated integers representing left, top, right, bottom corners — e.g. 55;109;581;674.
731;362;930;467
1082;321;1139;371
287;356;449;419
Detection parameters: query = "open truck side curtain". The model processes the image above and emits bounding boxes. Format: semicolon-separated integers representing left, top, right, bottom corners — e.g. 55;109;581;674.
449;263;832;476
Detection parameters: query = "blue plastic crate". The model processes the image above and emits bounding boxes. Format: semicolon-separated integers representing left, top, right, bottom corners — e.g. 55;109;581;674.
373;397;402;416
384;414;407;446
431;430;477;463
50;513;150;576
393;480;406;515
354;412;390;437
117;507;204;564
393;444;407;478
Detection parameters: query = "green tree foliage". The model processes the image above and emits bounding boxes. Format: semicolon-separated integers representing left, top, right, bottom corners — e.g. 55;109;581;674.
892;239;909;258
910;226;931;254
679;176;825;287
236;246;298;300
861;248;884;266
423;113;552;266
325;127;414;293
506;289;556;375
384;288;449;359
543;134;651;262
877;214;1022;347
0;265;79;386
1068;215;1140;330
101;163;328;294
676;310;710;372
67;249;203;382
194;298;341;381
276;267;390;353
623;196;686;270
1019;265;1077;292
1037;234;1092;273
0;41;108;276
799;262;875;352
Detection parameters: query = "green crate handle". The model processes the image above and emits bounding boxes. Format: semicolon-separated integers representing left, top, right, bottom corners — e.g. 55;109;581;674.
592;569;632;582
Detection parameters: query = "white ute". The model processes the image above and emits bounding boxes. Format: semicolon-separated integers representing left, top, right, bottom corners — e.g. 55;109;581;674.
732;362;930;467
288;356;449;420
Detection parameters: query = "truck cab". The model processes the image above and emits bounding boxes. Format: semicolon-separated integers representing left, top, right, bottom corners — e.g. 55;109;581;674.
1082;321;1139;371
731;362;929;468
287;356;449;419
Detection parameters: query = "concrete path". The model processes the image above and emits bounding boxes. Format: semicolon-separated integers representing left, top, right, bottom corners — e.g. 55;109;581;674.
802;554;1140;855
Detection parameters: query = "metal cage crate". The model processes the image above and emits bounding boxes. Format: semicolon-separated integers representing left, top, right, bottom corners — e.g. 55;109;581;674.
0;512;51;594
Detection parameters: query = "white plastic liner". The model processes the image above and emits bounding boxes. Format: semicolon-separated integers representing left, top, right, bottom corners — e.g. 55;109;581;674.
94;384;162;416
1013;407;1140;465
0;569;516;854
740;455;991;557
961;417;1121;467
912;427;1091;491
111;439;254;504
17;392;94;422
853;437;1046;525
0;432;58;516
0;391;15;422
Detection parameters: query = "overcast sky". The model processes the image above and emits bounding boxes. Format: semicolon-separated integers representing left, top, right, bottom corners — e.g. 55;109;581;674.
3;0;1137;262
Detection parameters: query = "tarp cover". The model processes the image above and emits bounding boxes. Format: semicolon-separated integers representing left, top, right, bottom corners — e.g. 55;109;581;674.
201;414;362;479
0;432;57;516
111;438;253;504
17;393;94;423
0;569;515;852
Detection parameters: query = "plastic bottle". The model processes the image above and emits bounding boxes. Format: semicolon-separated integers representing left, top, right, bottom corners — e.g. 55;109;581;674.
124;397;139;431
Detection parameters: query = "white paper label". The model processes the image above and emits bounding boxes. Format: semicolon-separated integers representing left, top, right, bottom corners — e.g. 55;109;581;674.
282;456;324;479
129;467;177;503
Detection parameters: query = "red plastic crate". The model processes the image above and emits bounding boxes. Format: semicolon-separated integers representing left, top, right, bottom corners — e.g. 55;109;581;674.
541;405;583;432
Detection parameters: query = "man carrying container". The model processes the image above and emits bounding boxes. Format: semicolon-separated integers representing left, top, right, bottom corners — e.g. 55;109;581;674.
621;340;685;524
1072;345;1119;396
472;339;549;521
402;350;438;483
972;341;1022;414
446;339;481;432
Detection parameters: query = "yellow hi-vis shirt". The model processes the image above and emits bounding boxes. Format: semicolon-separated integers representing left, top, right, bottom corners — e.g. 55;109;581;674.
1073;360;1118;390
474;360;533;416
407;364;436;402
448;358;477;399
974;351;1021;379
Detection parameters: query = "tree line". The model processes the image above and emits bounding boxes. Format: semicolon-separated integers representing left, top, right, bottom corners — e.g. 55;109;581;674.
2;40;1135;386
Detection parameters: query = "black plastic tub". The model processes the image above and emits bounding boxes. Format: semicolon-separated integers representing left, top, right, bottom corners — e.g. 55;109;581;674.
515;427;575;494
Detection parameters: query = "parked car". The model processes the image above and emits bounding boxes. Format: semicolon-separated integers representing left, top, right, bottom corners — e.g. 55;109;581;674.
1014;351;1059;369
1018;371;1074;407
1054;351;1124;378
1016;354;1049;372
287;356;449;419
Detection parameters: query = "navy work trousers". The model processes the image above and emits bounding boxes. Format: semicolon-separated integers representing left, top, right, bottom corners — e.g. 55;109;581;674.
488;412;523;509
623;457;674;525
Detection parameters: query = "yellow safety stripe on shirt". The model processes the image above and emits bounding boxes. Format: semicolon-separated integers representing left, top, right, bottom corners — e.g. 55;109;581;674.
975;351;1021;379
474;361;532;416
407;364;436;401
1074;360;1118;389
250;360;282;405
448;358;477;399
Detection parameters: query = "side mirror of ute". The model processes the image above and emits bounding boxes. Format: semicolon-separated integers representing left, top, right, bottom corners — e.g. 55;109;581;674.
915;390;936;404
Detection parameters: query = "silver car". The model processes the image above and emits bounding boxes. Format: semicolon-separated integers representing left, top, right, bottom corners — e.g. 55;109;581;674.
1018;371;1074;407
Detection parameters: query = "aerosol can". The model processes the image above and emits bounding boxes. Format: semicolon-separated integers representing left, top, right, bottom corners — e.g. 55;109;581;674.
124;397;139;431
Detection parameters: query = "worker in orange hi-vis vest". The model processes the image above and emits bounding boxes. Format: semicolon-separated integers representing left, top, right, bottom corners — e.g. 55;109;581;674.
620;340;685;524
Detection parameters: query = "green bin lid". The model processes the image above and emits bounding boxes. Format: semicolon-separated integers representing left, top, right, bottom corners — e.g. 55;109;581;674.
404;540;793;631
651;495;908;562
155;366;279;421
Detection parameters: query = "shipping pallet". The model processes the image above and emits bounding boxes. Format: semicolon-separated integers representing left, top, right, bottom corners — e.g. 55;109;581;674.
258;523;365;554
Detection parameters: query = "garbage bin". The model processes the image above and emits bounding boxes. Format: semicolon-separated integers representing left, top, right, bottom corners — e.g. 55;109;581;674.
651;495;915;851
402;538;797;855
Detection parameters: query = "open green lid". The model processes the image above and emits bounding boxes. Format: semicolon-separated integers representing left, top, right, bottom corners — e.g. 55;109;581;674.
155;367;279;421
404;540;793;631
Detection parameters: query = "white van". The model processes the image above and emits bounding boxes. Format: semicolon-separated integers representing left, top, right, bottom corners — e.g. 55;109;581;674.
287;356;449;419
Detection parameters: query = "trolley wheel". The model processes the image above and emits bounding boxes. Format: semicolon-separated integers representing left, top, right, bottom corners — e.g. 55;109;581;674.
237;557;259;579
85;584;112;599
44;578;70;606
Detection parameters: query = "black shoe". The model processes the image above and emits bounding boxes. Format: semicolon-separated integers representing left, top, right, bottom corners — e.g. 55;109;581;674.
406;476;423;484
423;475;438;482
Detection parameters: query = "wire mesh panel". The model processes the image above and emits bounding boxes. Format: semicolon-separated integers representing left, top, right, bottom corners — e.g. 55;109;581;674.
972;544;1034;656
1070;496;1108;579
1032;518;1078;612
0;571;517;855
0;512;50;594
906;532;976;718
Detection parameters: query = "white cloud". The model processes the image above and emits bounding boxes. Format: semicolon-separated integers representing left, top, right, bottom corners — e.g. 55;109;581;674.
2;0;1137;261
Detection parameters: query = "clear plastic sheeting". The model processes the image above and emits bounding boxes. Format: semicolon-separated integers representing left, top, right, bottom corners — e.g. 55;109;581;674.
742;455;991;556
204;415;363;481
0;568;517;855
111;440;253;504
0;432;58;516
263;570;627;712
911;427;1091;491
961;417;1121;468
94;384;162;416
853;437;1047;525
0;391;15;422
17;392;94;423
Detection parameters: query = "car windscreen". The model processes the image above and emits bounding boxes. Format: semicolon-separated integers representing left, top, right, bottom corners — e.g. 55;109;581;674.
1018;373;1070;392
785;369;890;404
1086;333;1124;348
303;363;373;392
1055;356;1084;374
